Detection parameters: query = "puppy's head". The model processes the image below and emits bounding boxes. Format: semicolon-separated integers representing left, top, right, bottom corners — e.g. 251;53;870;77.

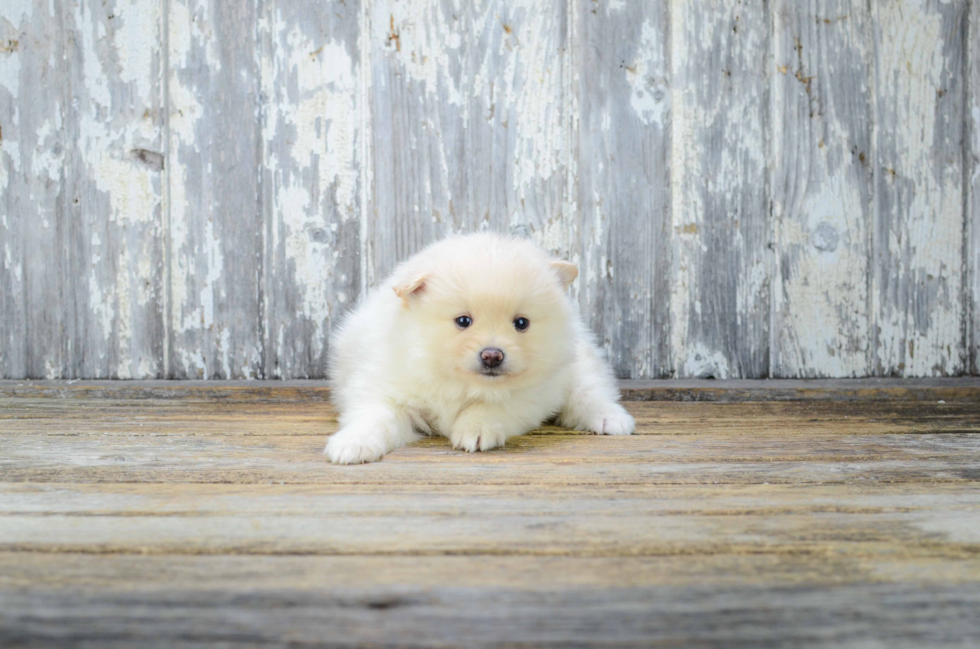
391;234;577;390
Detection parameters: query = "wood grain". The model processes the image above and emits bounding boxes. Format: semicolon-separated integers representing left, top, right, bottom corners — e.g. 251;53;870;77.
573;0;671;379
872;0;968;376
1;384;979;645
669;0;771;379
2;2;978;380
365;0;570;287
258;0;362;379
771;1;872;378
0;1;70;379
2;579;977;648
167;0;263;379
64;0;167;379
970;0;980;376
2;377;980;402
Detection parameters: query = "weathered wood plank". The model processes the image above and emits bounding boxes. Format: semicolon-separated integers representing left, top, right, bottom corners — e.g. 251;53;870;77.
64;0;167;379
3;396;979;485
6;481;978;516
2;481;979;557
2;580;979;648
3;378;980;402
573;0;670;379
167;0;263;379
970;1;980;376
872;0;968;376
3;552;977;592
3;397;979;434
2;386;979;645
257;0;361;379
771;1;872;378
669;0;771;379
0;1;69;379
365;0;569;286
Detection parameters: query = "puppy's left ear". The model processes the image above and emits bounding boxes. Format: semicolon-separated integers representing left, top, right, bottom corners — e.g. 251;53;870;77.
550;260;578;290
393;274;428;301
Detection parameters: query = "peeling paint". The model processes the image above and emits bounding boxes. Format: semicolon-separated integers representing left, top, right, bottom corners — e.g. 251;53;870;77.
0;0;34;25
626;19;668;126
873;0;965;376
1;0;977;380
670;0;769;378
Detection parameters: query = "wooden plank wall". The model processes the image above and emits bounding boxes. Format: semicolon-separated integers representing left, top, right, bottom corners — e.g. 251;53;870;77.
0;0;977;380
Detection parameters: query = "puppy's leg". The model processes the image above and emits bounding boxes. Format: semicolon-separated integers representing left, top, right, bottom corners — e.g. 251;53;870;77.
450;401;545;453
325;405;418;464
558;337;635;436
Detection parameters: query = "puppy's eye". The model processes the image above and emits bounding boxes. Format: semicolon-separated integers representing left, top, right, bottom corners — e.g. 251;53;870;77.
513;317;530;332
455;315;473;329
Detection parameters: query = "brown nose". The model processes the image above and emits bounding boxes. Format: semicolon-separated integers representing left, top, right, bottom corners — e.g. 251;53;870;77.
480;347;505;368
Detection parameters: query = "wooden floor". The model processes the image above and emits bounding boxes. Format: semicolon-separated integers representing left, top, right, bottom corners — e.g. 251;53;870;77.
1;379;979;648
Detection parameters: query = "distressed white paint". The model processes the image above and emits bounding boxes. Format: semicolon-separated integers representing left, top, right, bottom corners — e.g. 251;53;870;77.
971;2;980;375
669;0;770;379
771;0;872;378
1;0;69;378
1;0;977;379
872;0;966;376
574;0;670;378
366;0;569;288
259;0;361;378
65;0;166;379
167;0;263;379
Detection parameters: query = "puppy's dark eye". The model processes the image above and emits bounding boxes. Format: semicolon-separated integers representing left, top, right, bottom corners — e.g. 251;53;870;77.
455;315;473;329
513;317;530;332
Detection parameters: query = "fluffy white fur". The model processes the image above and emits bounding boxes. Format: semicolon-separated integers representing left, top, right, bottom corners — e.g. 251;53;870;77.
325;233;635;464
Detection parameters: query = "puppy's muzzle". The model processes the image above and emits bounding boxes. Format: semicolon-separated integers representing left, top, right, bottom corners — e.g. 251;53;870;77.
480;347;505;369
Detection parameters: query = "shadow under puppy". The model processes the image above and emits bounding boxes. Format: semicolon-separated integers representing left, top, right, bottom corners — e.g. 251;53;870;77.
326;232;634;464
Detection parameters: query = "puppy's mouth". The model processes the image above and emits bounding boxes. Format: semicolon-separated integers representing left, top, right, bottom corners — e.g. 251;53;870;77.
478;368;507;378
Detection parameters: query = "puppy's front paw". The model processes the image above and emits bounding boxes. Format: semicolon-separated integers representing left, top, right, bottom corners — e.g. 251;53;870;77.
586;404;635;436
450;423;507;453
325;429;386;464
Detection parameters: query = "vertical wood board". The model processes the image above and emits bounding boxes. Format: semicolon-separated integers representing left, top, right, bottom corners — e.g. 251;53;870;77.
573;0;671;378
669;0;771;378
167;0;264;378
257;0;362;378
64;0;167;379
771;0;873;378
365;0;569;287
0;1;69;378
969;1;979;375
872;0;967;376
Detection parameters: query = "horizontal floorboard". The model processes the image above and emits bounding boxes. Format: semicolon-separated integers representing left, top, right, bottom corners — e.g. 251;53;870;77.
2;378;979;402
1;381;978;646
2;583;979;648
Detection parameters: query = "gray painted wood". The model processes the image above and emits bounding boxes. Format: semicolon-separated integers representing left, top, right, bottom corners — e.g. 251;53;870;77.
365;0;570;287
771;1;873;378
64;0;167;379
167;0;264;379
970;1;980;376
257;0;362;378
669;0;771;379
0;0;977;380
573;0;671;378
3;583;978;648
872;0;967;376
0;1;70;379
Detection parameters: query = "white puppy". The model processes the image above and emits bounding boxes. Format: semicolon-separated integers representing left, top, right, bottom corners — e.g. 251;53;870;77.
325;232;635;464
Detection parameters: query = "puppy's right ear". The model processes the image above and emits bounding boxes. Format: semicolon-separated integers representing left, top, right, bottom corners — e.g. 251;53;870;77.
393;274;428;302
550;260;578;290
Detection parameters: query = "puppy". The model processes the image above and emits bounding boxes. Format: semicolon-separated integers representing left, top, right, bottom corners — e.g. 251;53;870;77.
325;232;635;464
